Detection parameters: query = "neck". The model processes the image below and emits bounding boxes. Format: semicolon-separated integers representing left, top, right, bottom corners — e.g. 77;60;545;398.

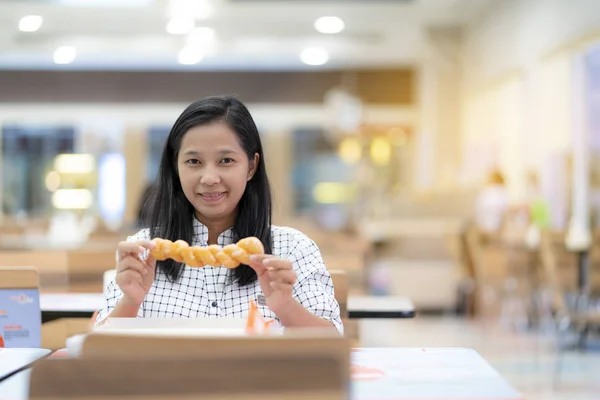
195;211;235;245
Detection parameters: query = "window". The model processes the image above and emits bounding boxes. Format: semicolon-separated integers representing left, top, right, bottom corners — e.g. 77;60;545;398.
1;125;75;217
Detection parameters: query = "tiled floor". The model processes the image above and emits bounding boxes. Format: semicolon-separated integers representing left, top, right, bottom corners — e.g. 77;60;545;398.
358;316;600;400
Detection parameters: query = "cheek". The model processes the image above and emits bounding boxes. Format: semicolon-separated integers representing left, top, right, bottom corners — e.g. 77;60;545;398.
178;170;195;192
226;171;249;195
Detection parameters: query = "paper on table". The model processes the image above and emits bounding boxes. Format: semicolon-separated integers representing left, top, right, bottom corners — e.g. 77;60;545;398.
91;300;280;337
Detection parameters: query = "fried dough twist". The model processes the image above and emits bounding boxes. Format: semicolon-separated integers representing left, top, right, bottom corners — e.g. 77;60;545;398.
149;237;264;268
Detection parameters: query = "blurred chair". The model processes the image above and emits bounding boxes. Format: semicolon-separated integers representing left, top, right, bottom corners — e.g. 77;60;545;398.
540;231;600;346
30;334;350;400
329;269;359;343
66;249;117;292
465;226;532;328
447;226;477;316
329;269;348;318
540;230;600;386
359;218;462;312
0;251;68;292
103;269;117;291
292;219;370;293
41;318;92;351
0;266;40;291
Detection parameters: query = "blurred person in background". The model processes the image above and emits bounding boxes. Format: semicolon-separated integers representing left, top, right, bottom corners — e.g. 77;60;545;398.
475;168;509;233
523;170;551;247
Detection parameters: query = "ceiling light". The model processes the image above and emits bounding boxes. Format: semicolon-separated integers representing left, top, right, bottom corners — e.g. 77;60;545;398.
312;182;356;204
58;0;152;6
178;47;203;65
300;47;329;66
54;154;94;173
19;15;43;32
338;138;362;165
52;189;93;210
370;137;392;166
314;16;345;34
53;46;76;64
166;17;194;35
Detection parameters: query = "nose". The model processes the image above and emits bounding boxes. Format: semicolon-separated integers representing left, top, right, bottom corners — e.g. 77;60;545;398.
200;168;221;186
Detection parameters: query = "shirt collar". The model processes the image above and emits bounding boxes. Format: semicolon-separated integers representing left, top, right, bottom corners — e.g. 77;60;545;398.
192;217;234;246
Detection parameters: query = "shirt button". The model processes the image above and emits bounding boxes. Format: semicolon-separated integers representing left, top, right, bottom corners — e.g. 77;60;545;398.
211;301;218;307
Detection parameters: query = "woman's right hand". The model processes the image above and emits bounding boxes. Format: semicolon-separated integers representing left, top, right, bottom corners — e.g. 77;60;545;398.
115;240;156;308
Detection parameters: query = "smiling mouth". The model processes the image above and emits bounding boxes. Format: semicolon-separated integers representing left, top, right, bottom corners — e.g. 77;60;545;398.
198;192;226;202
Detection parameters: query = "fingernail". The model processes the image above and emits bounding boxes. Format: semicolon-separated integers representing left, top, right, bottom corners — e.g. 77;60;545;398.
250;255;258;261
139;247;145;253
263;258;271;265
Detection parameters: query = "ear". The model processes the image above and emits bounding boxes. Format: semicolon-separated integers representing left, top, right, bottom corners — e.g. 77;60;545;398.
247;153;259;181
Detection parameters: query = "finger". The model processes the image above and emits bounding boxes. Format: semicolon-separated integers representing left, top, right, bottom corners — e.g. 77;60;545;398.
263;257;293;270
247;254;277;274
117;240;156;261
248;254;276;265
268;269;296;285
117;257;149;276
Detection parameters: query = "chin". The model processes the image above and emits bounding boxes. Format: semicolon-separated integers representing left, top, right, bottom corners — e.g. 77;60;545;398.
196;204;234;219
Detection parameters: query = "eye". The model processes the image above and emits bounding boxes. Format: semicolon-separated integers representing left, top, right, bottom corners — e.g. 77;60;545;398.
186;159;201;165
220;158;234;164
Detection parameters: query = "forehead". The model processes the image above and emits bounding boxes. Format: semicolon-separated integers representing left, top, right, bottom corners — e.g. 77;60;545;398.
179;121;243;151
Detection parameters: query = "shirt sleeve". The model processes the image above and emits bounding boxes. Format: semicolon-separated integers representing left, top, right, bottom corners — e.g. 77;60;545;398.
95;229;150;324
286;233;344;335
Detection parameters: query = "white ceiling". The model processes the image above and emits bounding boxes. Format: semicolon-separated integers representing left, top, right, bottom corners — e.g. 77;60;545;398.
0;0;496;70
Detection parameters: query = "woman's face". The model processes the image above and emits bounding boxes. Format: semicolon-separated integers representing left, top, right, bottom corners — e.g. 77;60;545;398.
177;121;258;225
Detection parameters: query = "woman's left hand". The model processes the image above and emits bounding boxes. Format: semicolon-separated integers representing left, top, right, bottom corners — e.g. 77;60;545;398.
248;255;297;313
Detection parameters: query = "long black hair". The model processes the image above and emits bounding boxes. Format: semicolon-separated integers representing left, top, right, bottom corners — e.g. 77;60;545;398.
144;96;273;286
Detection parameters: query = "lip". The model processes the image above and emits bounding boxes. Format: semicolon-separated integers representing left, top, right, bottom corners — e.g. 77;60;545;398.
198;192;226;203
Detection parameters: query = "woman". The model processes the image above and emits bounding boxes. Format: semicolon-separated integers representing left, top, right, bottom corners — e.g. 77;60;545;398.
97;96;342;333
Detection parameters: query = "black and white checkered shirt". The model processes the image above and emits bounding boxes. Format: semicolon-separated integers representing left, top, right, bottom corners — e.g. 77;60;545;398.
96;219;343;333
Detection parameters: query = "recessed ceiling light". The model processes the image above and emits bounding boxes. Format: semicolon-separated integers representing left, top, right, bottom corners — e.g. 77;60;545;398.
314;16;345;34
53;46;76;64
166;17;195;35
300;47;329;66
178;47;203;65
19;15;43;32
58;0;152;6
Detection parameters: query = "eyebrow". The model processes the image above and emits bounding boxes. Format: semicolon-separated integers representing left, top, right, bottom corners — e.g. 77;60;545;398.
182;149;238;156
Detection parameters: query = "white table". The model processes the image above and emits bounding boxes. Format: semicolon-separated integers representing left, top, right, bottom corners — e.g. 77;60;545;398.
0;347;522;400
40;293;104;313
0;369;32;400
348;296;415;318
40;293;103;322
0;348;50;380
352;347;522;399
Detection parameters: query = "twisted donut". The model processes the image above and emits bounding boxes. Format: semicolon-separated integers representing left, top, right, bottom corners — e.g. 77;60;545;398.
149;237;264;268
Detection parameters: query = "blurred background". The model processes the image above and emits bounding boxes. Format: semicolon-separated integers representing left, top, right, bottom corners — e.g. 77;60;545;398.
1;0;600;397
